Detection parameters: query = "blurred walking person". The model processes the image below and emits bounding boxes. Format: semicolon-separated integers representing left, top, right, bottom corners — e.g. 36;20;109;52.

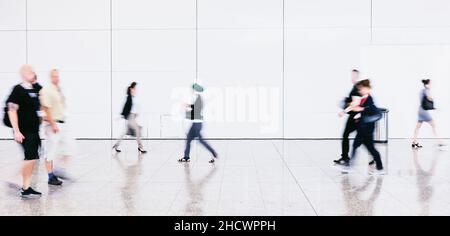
334;69;361;164
40;69;73;186
335;79;385;175
412;79;445;149
4;65;43;198
113;82;147;154
179;83;218;163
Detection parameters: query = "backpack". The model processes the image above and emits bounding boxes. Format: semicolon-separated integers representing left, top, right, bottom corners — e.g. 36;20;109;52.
3;105;12;128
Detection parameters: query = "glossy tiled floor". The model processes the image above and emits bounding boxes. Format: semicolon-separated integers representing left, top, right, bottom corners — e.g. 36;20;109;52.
1;139;450;216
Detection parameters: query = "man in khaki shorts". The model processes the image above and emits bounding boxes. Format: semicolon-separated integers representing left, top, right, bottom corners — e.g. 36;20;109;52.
40;69;73;186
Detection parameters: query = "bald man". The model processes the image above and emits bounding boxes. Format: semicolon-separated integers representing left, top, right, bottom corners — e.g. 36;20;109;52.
6;65;43;198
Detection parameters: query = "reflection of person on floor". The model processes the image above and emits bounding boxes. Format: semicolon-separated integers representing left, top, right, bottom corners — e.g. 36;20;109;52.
335;79;385;175
183;163;217;215
115;156;143;215
179;83;218;163
342;175;383;216
6;65;43;198
335;69;361;164
412;79;445;149
413;149;438;216
113;82;147;154
40;69;74;186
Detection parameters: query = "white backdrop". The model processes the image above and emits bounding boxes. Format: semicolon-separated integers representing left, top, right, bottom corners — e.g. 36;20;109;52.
1;0;450;139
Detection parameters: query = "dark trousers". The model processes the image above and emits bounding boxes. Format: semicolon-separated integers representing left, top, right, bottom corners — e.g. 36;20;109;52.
184;123;217;158
341;115;358;158
350;124;383;170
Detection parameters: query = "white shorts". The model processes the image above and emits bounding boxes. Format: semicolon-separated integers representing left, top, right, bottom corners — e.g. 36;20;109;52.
44;122;75;161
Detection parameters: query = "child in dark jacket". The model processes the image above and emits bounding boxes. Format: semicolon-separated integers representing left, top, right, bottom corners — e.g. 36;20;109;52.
335;79;385;175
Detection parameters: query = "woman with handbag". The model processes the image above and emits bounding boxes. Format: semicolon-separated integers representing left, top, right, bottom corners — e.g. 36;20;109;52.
113;82;147;154
335;79;385;175
412;79;444;149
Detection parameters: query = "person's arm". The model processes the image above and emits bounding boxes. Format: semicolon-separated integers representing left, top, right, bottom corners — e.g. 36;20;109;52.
42;106;58;133
7;103;25;143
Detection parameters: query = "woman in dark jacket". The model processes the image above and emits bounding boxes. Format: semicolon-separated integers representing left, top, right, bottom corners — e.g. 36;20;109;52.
335;79;384;175
113;82;147;154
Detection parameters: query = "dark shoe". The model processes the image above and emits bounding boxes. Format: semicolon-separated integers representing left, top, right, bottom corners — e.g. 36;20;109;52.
334;161;351;173
334;157;349;164
412;142;422;149
138;148;147;154
48;176;63;186
178;157;190;162
20;187;42;199
209;155;219;164
113;145;122;153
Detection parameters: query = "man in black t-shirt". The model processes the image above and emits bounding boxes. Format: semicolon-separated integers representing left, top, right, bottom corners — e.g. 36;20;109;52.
334;69;361;164
6;65;43;198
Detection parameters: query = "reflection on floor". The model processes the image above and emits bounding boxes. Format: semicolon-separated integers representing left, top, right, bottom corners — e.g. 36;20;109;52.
0;139;449;216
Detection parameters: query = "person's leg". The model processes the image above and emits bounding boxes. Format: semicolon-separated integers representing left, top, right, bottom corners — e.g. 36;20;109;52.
198;133;217;158
113;121;129;150
44;127;63;185
341;117;356;158
129;115;144;150
349;129;364;163
412;121;423;144
362;126;383;170
45;124;57;177
20;133;42;196
22;160;36;190
183;124;197;159
428;120;444;145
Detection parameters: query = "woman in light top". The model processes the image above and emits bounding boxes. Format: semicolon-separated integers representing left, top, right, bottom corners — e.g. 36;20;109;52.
113;82;147;154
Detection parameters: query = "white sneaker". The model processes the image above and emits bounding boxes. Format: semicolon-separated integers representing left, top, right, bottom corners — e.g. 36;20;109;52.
370;169;386;176
333;163;351;173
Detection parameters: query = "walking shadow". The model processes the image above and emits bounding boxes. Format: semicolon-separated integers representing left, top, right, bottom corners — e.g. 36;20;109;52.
413;149;439;216
183;163;217;216
341;175;384;216
116;156;143;215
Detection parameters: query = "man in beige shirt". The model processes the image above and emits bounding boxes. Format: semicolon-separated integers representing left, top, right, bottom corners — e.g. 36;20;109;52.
40;69;73;186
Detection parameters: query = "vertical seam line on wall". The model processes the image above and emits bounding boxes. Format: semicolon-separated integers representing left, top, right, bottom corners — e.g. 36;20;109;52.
25;0;28;63
370;0;373;44
110;0;113;139
195;0;198;82
282;0;285;139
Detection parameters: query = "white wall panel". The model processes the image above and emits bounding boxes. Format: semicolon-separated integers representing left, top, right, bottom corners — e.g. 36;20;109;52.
0;0;26;30
372;28;450;45
284;29;371;138
285;0;371;28
373;0;450;28
112;0;195;29
198;30;283;138
112;30;195;72
0;31;26;73
198;0;282;29
27;0;110;30
28;31;110;72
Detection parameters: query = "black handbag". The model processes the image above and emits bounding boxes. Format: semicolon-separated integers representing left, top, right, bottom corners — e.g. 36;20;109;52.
422;97;435;110
3;106;12;128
